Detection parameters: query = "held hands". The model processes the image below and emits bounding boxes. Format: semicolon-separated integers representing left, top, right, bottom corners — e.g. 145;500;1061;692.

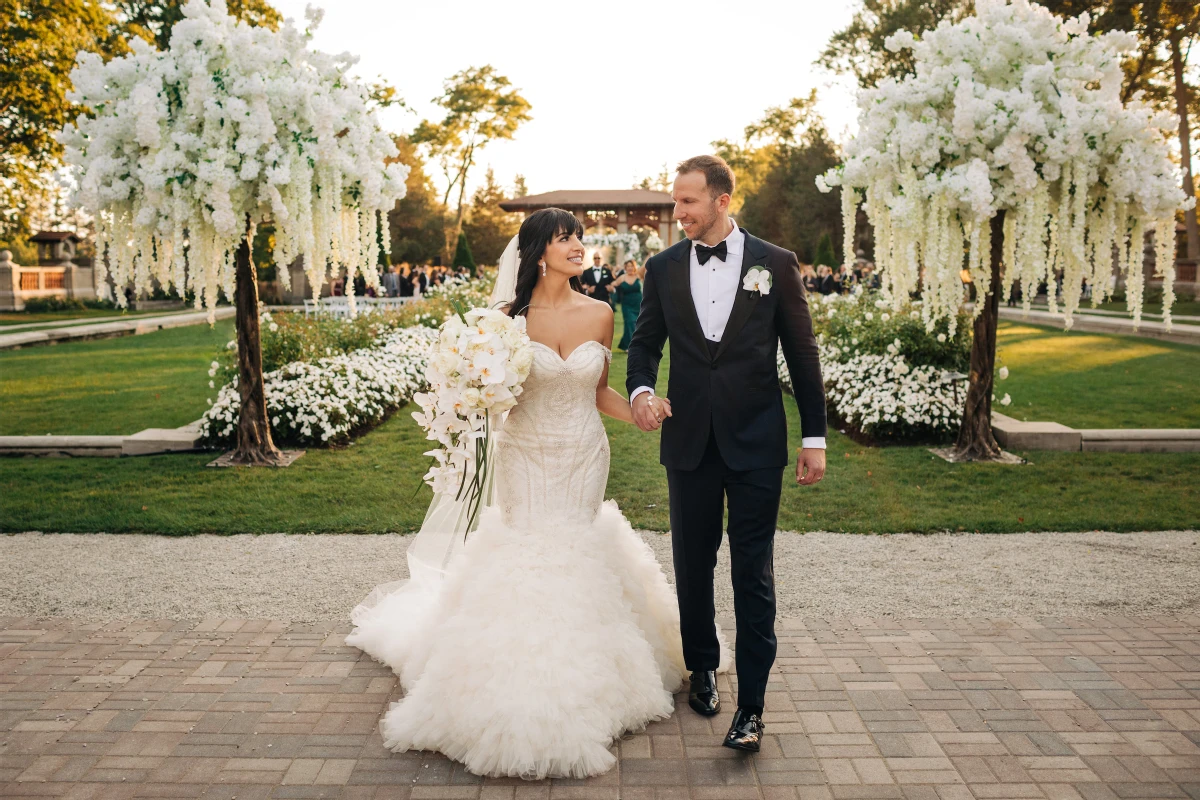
796;448;826;486
632;393;672;432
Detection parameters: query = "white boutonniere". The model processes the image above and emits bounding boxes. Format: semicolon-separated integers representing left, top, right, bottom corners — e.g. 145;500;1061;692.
742;267;772;296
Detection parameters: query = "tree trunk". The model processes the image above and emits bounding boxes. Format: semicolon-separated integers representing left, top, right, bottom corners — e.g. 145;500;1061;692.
954;211;1005;461
229;221;284;466
1171;32;1199;260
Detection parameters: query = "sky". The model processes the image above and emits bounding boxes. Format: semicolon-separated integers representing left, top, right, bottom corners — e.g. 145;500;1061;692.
271;0;864;200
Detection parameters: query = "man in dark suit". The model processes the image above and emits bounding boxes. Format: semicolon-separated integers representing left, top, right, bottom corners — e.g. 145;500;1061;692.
626;154;827;753
580;253;614;307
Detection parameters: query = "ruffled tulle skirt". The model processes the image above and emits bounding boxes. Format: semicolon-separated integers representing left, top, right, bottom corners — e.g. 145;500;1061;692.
346;501;691;780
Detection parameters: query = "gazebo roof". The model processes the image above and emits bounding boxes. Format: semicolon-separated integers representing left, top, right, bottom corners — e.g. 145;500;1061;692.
30;230;82;243
499;190;673;212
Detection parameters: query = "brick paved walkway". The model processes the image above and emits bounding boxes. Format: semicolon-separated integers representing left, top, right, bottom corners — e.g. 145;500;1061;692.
2;616;1198;800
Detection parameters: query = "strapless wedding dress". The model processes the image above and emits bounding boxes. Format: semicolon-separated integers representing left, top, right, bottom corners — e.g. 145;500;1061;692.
347;340;696;779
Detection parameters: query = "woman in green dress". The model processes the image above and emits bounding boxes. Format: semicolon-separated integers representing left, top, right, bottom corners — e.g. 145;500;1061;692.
608;259;643;351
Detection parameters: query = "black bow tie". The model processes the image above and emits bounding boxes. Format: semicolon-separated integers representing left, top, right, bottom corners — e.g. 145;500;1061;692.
695;241;728;265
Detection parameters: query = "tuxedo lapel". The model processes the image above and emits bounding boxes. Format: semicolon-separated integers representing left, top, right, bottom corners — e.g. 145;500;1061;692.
714;229;768;362
667;241;710;358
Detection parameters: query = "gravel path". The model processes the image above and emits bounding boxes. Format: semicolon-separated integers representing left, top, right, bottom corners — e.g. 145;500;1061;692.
2;530;1197;622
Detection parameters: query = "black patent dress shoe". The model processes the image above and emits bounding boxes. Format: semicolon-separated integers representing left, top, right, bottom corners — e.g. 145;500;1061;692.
723;707;765;752
687;670;720;716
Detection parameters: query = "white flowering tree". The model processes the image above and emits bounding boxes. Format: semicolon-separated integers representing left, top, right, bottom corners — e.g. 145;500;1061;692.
819;0;1192;461
59;0;408;465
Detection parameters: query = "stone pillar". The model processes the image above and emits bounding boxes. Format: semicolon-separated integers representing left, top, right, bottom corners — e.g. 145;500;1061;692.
0;251;20;310
660;220;671;248
64;264;96;301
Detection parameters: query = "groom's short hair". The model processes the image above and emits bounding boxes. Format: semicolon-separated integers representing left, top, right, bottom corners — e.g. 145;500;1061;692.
676;155;735;200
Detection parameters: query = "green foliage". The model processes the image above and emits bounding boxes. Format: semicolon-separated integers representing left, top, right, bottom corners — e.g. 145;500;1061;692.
118;0;281;50
412;65;532;258
813;232;838;268
386;135;447;265
462;167;521;266
0;0;118;239
812;290;972;371
20;296;117;313
452;231;477;275
816;0;969;90
714;92;844;263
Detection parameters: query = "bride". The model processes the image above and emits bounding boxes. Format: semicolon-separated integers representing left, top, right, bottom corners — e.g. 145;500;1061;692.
347;208;716;780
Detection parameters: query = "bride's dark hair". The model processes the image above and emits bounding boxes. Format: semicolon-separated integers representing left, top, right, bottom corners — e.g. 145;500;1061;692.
506;207;585;317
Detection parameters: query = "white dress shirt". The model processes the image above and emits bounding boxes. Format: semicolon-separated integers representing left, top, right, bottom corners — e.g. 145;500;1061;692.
631;219;826;449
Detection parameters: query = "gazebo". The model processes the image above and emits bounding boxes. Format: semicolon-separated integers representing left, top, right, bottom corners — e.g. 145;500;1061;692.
498;190;678;249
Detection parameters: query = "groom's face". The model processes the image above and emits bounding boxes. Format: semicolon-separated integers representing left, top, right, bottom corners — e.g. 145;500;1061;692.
672;171;726;242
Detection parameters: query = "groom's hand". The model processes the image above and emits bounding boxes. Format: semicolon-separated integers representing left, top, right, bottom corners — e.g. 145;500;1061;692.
632;393;671;431
796;448;826;485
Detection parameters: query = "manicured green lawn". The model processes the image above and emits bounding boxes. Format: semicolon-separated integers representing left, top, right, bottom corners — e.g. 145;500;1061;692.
996;322;1200;428
0;311;1196;533
0;320;234;435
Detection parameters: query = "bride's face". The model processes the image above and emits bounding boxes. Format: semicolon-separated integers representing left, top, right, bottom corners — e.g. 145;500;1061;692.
541;228;585;279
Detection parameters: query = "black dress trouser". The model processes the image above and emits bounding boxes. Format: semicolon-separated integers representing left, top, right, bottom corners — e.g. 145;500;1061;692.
665;404;783;709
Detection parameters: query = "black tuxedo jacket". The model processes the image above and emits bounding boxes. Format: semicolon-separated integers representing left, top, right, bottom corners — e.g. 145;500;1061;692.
580;266;614;303
626;229;826;471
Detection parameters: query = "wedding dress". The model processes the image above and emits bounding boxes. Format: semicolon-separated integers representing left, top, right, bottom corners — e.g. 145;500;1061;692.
346;338;699;780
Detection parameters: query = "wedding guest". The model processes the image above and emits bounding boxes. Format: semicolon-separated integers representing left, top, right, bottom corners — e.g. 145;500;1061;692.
836;265;856;295
398;265;415;297
608;259;643;351
800;264;818;296
580;253;614;307
382;265;400;297
816;265;836;295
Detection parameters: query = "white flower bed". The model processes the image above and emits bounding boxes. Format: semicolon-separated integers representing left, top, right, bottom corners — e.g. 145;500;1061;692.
200;326;437;446
778;346;962;440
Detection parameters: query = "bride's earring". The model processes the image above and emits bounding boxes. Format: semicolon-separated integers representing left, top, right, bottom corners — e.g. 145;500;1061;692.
540;261;546;277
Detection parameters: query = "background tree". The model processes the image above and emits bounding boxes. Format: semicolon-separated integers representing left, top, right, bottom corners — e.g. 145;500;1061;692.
452;231;477;275
820;0;1188;461
387;135;447;265
813;232;838;268
462;167;521;266
512;173;529;198
713;92;843;262
116;0;281;48
817;0;971;89
0;0;117;245
411;65;531;262
61;2;407;465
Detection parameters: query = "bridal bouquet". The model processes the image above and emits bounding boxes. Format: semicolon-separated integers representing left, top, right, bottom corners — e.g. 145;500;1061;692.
411;305;534;525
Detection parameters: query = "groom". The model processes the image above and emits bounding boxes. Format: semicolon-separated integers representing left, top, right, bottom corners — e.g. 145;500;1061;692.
626;155;827;752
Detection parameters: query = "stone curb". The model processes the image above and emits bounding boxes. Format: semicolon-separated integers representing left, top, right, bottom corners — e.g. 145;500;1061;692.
999;306;1200;345
0;306;235;350
993;411;1200;452
0;419;206;457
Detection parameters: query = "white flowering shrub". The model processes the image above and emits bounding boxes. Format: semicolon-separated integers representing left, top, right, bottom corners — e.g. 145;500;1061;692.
811;290;970;370
59;0;408;317
818;0;1193;331
200;326;437;447
779;289;974;441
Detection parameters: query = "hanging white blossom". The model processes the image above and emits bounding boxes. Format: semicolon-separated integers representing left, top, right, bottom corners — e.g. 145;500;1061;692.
583;232;643;262
643;231;665;254
58;0;409;319
818;0;1193;332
